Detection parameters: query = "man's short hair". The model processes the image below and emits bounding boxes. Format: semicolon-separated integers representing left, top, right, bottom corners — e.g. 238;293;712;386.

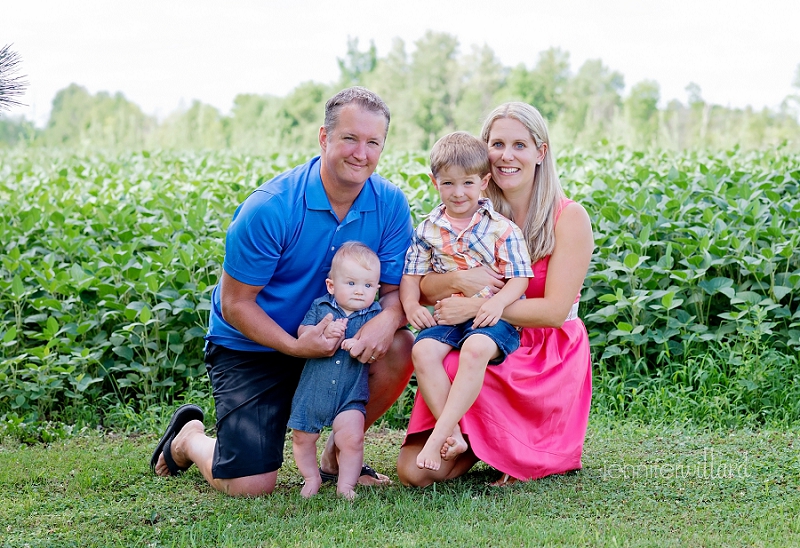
429;131;490;179
324;87;390;137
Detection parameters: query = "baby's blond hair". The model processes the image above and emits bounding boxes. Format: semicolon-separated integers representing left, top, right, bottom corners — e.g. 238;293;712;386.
329;241;380;278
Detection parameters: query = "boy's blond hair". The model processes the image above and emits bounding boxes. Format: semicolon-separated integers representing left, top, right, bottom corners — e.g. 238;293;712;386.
329;241;381;277
429;131;490;179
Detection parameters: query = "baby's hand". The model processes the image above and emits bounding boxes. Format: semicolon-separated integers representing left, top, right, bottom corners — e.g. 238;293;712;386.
473;298;504;328
406;304;436;331
323;318;347;339
341;337;366;356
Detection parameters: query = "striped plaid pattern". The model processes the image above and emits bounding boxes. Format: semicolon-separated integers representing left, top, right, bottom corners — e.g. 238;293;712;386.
404;198;533;297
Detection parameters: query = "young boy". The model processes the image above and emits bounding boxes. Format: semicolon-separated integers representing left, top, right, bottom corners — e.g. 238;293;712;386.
400;131;534;472
288;242;382;500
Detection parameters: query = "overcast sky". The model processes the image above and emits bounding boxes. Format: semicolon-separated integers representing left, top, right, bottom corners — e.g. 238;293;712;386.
3;0;799;127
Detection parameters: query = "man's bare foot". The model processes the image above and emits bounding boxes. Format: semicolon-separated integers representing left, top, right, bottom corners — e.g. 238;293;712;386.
416;440;442;470
440;434;468;461
357;464;391;486
301;478;321;498
154;420;204;477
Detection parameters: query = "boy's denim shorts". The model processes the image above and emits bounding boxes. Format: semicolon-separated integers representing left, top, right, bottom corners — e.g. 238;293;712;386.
414;319;520;365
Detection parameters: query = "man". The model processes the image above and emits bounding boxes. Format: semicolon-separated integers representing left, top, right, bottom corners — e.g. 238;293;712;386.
151;87;414;496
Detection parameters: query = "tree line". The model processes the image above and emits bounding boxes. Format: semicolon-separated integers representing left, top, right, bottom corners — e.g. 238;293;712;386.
2;31;800;152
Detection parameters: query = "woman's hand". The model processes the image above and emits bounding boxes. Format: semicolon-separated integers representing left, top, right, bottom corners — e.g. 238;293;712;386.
420;266;506;303
434;296;483;326
454;266;506;298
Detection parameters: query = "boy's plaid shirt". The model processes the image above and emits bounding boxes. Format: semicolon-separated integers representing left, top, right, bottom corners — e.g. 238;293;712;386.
403;198;533;298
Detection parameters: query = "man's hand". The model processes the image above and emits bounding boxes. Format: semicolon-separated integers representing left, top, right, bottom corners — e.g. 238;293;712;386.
347;311;397;364
295;314;344;358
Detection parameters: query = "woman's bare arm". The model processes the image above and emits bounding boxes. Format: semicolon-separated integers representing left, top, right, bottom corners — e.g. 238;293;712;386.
418;266;506;305
501;202;594;328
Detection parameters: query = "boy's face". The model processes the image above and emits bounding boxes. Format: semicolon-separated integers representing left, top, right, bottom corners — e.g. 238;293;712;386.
326;259;380;315
431;166;491;220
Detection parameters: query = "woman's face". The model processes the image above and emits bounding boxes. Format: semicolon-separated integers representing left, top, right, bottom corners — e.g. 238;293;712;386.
487;117;545;194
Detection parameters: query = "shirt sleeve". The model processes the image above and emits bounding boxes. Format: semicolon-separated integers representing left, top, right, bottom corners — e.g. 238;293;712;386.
300;300;323;326
376;187;414;285
222;190;286;287
496;221;535;278
403;223;435;276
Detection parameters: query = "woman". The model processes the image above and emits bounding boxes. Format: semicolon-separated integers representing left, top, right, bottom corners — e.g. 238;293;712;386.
396;102;594;486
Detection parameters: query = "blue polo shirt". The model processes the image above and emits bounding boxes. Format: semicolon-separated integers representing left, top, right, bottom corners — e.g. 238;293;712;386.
206;156;413;352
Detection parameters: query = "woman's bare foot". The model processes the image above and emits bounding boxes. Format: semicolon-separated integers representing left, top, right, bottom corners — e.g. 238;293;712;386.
416;438;443;470
154;420;204;477
489;473;521;487
301;477;321;498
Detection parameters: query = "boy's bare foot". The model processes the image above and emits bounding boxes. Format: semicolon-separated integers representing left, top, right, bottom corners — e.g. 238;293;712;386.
440;434;469;461
416;440;442;470
301;478;322;498
337;488;357;500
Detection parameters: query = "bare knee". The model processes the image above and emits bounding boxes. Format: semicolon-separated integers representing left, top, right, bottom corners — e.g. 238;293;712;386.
384;329;414;375
222;472;279;497
411;339;450;373
459;334;498;366
335;429;364;455
397;446;434;487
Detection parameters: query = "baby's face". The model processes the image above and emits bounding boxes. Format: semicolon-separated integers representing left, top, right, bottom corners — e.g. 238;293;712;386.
326;260;380;315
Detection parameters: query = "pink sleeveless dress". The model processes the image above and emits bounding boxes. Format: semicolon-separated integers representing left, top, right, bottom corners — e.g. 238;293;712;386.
404;199;592;480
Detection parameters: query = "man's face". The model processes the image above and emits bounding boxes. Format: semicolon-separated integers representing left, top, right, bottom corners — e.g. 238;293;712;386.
319;104;387;189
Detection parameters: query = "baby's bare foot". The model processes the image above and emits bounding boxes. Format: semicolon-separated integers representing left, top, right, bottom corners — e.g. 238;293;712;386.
301;478;321;498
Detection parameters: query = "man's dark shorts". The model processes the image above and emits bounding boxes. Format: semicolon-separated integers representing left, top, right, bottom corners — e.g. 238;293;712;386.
204;342;304;479
414;319;520;365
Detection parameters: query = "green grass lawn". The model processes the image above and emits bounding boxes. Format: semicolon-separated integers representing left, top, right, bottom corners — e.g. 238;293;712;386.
2;419;799;547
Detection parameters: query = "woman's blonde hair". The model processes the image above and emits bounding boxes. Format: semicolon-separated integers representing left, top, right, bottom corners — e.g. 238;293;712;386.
480;102;565;263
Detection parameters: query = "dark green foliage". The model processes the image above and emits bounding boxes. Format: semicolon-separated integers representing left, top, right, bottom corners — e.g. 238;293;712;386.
1;146;799;439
